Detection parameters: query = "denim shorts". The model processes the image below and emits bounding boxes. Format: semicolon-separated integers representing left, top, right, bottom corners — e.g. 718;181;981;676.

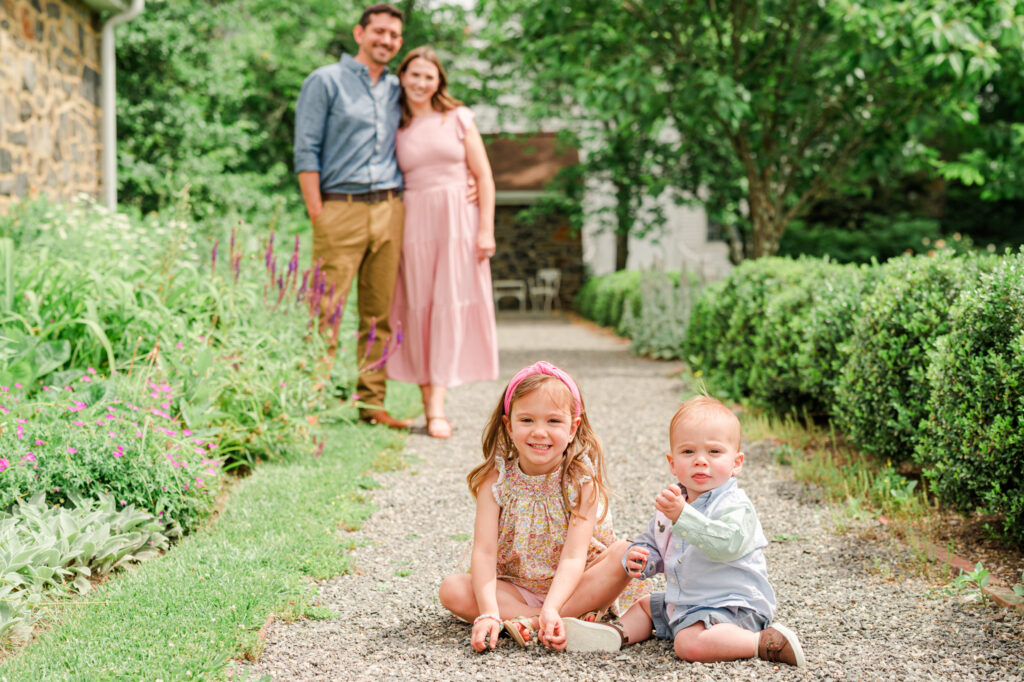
650;592;770;641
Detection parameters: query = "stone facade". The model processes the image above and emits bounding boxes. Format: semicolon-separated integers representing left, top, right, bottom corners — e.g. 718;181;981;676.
491;206;582;312
0;0;102;214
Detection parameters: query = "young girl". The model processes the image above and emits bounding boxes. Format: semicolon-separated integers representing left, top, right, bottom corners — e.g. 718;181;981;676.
437;361;647;652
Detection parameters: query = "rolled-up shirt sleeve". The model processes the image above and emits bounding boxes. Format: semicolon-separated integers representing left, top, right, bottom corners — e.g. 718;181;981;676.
671;498;760;562
293;73;328;173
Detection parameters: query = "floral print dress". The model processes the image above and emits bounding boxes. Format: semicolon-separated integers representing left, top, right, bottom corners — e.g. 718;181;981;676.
467;455;648;616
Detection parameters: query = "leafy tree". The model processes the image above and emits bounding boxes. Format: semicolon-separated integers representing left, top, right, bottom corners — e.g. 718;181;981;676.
479;2;673;270
478;0;1023;259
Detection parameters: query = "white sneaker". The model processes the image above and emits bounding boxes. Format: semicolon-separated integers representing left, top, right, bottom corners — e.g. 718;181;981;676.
563;617;624;652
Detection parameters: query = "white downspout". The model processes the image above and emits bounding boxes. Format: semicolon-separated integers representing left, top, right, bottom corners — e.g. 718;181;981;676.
101;0;145;211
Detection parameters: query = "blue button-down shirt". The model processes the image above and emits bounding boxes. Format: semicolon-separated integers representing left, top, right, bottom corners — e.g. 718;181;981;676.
293;54;403;193
624;477;776;620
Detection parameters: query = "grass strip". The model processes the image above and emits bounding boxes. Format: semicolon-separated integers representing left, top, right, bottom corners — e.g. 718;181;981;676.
0;405;412;681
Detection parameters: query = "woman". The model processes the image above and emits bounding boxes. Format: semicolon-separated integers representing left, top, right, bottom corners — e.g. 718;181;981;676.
386;46;499;439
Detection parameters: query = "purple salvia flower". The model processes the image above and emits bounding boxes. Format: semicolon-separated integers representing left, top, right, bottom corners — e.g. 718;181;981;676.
297;270;310;302
328;299;343;327
265;230;275;270
276;276;286;306
211;238;219;273
230;224;237;261
288;235;300;277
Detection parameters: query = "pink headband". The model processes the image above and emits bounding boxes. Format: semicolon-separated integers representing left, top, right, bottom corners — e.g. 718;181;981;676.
503;361;582;418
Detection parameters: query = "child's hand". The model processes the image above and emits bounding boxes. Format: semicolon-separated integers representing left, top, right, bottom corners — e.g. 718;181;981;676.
537;607;567;650
655;483;686;522
470;615;502;652
625;546;650;578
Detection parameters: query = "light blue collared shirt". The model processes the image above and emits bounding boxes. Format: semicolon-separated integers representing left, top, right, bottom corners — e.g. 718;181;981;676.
624;477;776;620
293;54;403;193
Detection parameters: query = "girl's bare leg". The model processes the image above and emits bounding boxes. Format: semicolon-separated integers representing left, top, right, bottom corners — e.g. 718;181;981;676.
438;573;540;625
557;540;634;617
673;622;759;662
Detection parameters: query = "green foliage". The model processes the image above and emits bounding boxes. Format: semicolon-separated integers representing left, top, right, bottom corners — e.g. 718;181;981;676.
777;215;953;263
0;199;360;530
916;252;1024;544
617;271;699;360
833;253;994;463
479;0;1021;259
682;258;807;399
115;0;471;221
0;419;405;675
0;492;173;645
745;259;878;415
572;270;642;329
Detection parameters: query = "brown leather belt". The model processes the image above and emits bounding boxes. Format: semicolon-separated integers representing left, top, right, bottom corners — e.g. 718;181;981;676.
323;189;401;203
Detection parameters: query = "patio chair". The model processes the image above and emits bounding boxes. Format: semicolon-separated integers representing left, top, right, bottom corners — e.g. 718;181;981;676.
530;268;561;312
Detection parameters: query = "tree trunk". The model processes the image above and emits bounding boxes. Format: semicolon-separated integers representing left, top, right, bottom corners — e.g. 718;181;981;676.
749;185;785;258
614;180;632;271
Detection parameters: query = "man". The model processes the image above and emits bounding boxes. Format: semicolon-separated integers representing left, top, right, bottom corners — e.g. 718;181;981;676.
293;3;411;429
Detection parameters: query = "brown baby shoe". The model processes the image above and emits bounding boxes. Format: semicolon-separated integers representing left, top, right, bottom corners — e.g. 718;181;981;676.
757;623;805;667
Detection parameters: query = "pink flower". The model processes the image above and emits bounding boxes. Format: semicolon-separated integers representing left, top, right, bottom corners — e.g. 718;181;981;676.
113;445;124;459
15;425;24;439
176;342;183;349
68;401;87;412
67;447;77;454
150;408;171;419
0;457;8;473
15;418;27;423
13;383;22;389
0;386;8;392
82;376;92;383
20;453;35;463
87;367;97;375
0;406;8;415
74;421;86;427
34;439;45;446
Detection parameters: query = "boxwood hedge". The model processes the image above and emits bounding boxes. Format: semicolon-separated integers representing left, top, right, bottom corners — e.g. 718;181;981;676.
833;253;994;463
916;253;1024;544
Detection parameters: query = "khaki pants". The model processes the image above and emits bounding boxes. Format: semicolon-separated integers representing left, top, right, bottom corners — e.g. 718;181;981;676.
312;196;404;413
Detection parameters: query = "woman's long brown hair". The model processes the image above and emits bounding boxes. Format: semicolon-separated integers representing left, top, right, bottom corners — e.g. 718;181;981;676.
397;46;463;128
468;374;609;523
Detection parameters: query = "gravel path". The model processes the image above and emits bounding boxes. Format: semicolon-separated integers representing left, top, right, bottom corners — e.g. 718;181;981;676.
249;315;1024;681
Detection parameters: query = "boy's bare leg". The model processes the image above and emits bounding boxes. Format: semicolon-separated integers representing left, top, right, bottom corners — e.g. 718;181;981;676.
614;595;654;645
673;622;759;662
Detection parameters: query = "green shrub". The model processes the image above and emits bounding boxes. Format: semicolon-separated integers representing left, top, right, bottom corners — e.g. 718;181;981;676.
573;270;642;329
617;271;695;359
793;262;880;413
682;258;807;399
833;252;994;463
916;252;1024;544
745;259;876;416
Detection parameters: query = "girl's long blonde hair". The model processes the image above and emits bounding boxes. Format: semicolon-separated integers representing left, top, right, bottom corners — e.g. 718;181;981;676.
468;374;609;522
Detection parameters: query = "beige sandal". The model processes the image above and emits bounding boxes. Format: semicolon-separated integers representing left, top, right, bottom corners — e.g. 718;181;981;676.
426;415;452;439
502;616;534;647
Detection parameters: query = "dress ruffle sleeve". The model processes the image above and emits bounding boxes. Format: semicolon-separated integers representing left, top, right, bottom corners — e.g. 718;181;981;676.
453;106;474;141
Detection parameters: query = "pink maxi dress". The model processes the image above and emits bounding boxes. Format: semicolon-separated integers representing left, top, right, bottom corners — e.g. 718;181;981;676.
387;106;499;387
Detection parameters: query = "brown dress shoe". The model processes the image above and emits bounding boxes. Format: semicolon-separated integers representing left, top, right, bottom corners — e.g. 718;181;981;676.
757;624;805;667
359;409;413;430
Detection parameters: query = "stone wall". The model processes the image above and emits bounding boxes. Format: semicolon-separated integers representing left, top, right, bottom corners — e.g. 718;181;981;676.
491;205;583;312
0;0;102;214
